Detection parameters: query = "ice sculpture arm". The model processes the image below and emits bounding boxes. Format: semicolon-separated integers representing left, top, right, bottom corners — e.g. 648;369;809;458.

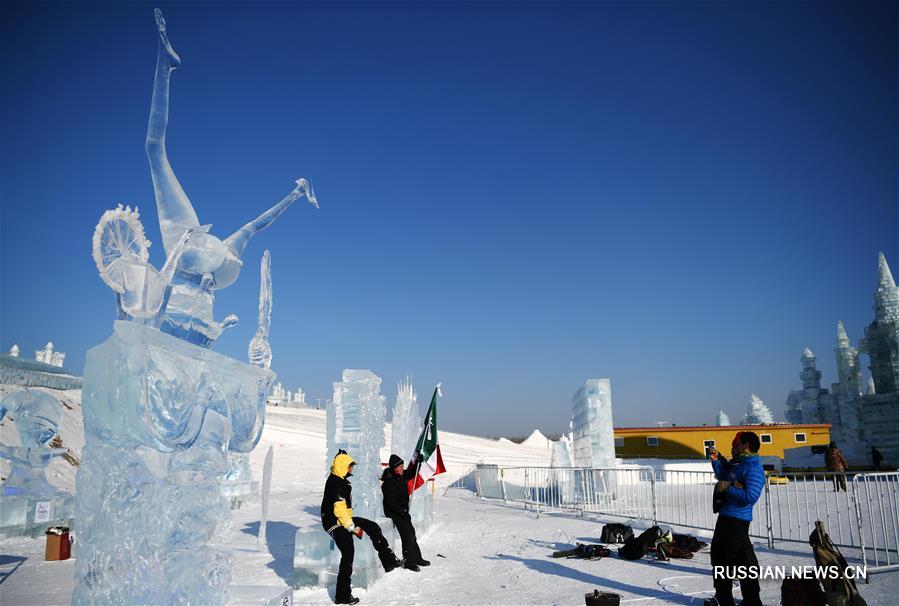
224;179;318;259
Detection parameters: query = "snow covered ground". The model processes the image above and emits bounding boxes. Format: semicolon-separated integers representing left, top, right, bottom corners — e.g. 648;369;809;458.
1;403;896;605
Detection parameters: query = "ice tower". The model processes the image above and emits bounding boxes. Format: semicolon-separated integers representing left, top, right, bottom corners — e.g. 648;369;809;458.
570;379;616;468
389;377;433;531
861;253;899;395
715;410;731;426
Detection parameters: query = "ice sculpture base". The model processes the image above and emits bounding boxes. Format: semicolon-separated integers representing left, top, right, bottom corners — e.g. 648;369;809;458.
0;493;74;538
229;584;294;606
73;321;274;606
293;519;400;590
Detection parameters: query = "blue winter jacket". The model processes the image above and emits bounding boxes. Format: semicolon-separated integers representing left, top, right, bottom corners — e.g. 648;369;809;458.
711;453;765;522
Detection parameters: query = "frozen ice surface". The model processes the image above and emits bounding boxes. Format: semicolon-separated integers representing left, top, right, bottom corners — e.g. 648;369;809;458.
72;321;274;605
570;379;616;468
0;389;74;536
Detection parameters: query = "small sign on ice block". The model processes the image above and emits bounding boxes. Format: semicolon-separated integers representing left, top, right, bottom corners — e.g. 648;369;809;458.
34;501;52;524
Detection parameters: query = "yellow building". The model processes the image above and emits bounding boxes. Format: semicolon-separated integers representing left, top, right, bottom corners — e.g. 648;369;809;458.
614;424;831;460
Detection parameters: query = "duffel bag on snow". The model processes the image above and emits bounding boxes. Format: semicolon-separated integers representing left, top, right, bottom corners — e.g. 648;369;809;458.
585;589;620;606
600;523;634;544
618;526;663;560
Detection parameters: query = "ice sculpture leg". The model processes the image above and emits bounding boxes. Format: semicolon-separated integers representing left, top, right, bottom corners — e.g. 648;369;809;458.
147;9;197;254
72;322;274;605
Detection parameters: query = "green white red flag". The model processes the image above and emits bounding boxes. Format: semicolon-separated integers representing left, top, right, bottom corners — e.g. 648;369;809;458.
408;384;447;494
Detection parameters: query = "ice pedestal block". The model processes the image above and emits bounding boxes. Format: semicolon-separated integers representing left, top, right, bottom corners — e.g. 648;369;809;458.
327;370;386;519
408;490;433;533
72;321;274;606
570;379;616;468
293;519;399;590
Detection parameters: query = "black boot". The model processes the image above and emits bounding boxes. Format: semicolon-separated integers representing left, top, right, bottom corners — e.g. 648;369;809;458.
416;558;431;566
383;556;403;573
335;595;360;605
404;561;420;572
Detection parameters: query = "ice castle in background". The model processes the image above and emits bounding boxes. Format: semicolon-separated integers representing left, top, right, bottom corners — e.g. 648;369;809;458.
267;382;306;407
0;389;74;537
715;410;731;426
570;379;616;468
740;394;775;425
785;252;899;465
73;8;313;605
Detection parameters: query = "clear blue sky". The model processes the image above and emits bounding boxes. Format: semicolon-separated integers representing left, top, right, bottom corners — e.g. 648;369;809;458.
1;1;896;436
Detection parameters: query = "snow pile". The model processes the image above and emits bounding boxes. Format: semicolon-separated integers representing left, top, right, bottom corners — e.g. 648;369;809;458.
520;429;551;451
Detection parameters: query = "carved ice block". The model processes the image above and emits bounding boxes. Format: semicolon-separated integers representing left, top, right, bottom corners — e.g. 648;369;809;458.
73;321;274;605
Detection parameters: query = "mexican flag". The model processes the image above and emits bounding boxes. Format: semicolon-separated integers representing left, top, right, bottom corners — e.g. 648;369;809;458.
408;384;447;494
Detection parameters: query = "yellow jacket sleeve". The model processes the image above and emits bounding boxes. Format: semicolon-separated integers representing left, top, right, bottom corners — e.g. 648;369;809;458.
333;499;355;531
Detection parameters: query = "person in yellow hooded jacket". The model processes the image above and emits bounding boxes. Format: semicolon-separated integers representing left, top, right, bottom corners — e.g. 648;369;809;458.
321;450;402;605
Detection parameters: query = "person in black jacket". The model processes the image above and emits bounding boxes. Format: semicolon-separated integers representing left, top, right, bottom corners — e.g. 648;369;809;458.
381;454;430;572
321;450;401;605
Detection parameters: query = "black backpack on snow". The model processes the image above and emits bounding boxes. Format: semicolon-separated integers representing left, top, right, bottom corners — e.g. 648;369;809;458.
617;526;663;560
600;523;634;544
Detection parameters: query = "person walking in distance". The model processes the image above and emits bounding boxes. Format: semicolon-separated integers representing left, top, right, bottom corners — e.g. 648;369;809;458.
321;450;402;605
826;441;848;492
381;454;431;571
707;431;765;606
871;446;883;471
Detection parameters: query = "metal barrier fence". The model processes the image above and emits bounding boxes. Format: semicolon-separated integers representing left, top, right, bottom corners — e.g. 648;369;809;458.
474;465;899;577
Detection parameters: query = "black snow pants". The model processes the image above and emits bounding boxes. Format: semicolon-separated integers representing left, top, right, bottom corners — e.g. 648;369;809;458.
389;513;423;564
710;515;762;606
331;517;395;601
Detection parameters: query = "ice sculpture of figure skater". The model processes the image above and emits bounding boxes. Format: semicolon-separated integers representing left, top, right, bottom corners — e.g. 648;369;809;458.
147;9;317;347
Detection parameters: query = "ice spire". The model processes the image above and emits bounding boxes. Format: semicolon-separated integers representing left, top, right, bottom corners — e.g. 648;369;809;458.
390;376;420;463
867;376;876;395
9;343;19;357
836;321;850;347
248;251;273;369
874;252;899;324
715;410;731;426
741;394;774;425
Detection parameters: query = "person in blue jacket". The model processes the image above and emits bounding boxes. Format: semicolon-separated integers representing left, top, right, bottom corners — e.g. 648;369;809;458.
708;431;765;606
